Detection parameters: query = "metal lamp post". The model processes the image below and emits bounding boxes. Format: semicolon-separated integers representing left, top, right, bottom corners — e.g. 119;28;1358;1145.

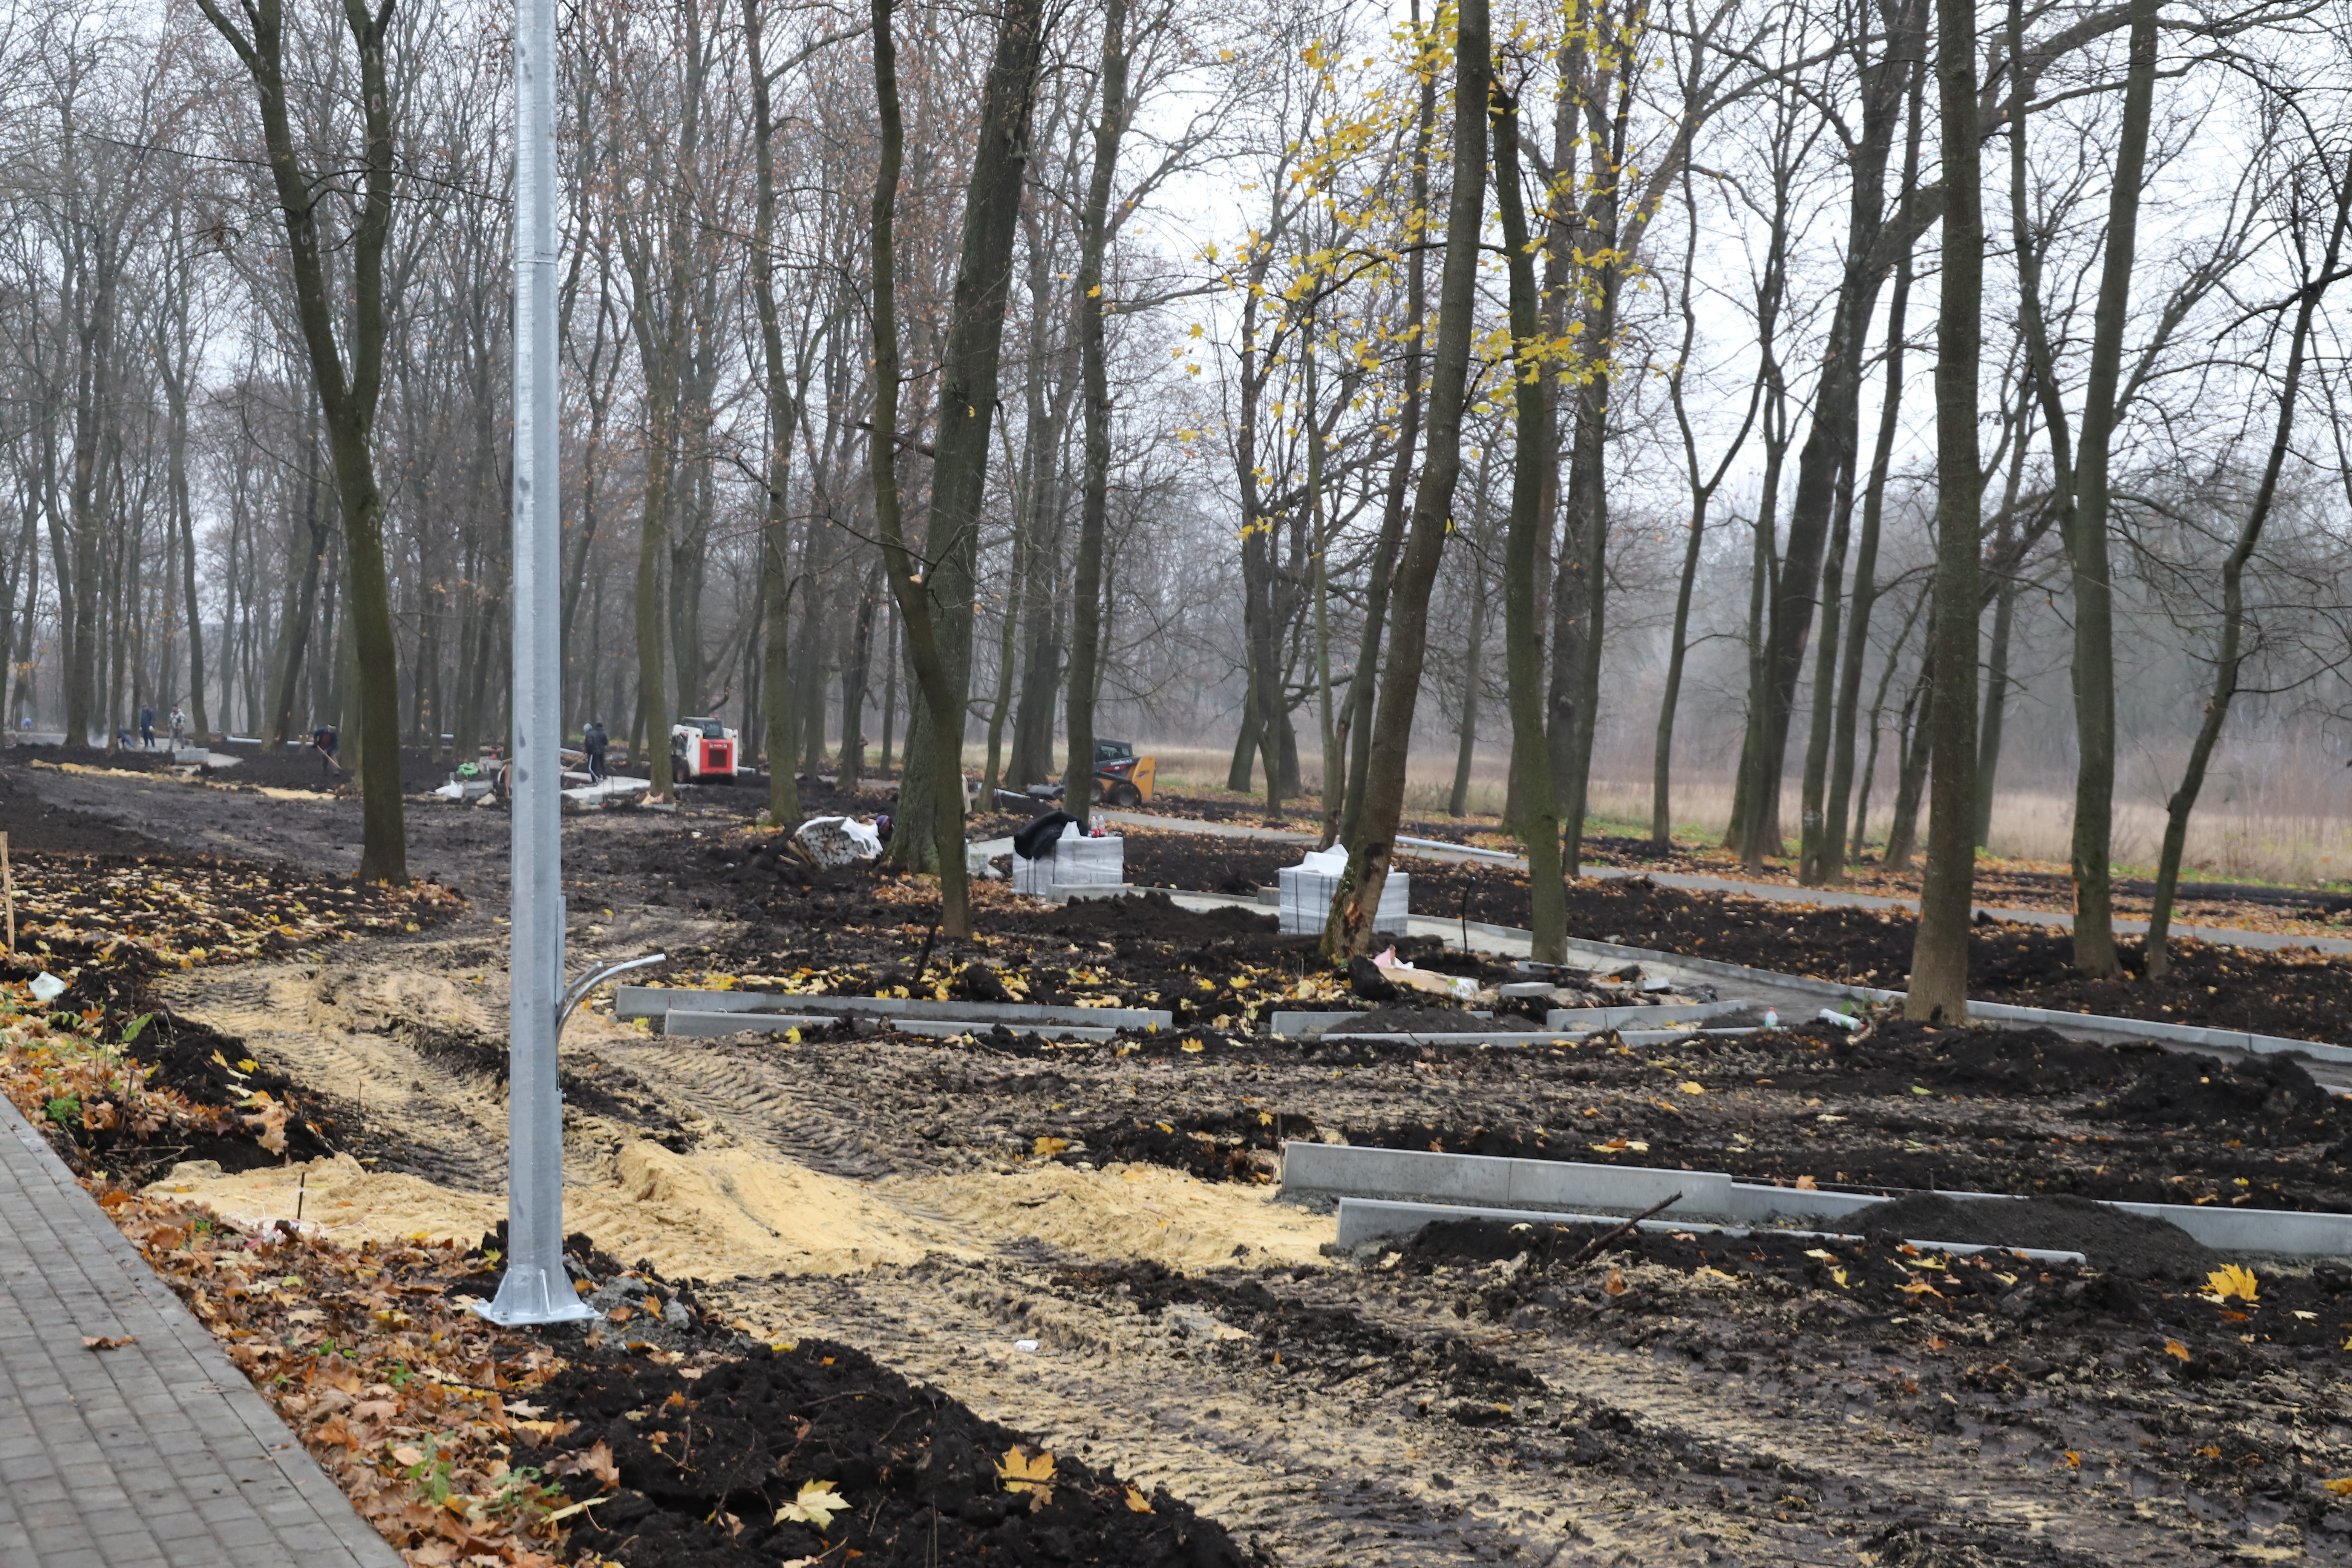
481;0;594;1326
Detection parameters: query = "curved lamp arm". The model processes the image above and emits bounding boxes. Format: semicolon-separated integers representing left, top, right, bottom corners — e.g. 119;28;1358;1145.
557;952;667;1038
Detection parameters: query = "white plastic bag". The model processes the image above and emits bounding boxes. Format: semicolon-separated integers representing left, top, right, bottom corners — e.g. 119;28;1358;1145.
794;815;884;867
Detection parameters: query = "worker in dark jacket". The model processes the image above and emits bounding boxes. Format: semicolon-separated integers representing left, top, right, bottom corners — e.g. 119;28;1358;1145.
583;720;609;782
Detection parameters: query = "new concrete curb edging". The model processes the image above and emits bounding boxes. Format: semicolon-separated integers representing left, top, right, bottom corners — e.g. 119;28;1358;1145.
1331;1197;2087;1263
662;1010;834;1038
1283;1140;2352;1257
614;985;1171;1029
1487;927;2352;1066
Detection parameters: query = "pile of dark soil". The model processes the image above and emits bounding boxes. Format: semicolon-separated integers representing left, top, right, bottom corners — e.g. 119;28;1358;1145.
1389;1212;2286;1340
1847;1193;2219;1281
2113;1047;2337;1127
0;767;172;853
1792;1021;2130;1099
1119;830;1294;896
1383;1214;2352;1407
989;889;1282;945
542;1339;1259;1567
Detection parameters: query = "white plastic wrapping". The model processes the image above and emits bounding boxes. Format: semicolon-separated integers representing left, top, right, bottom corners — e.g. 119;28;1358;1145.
1013;822;1125;894
1278;853;1409;935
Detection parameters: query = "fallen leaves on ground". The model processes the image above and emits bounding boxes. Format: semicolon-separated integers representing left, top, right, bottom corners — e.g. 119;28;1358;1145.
99;1188;583;1566
5;857;460;970
998;1444;1057;1508
773;1478;850;1529
0;978;231;1156
2205;1265;2260;1303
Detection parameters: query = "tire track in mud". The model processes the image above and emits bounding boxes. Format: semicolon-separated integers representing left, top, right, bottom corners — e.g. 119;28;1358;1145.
157;963;518;1193
593;1031;986;1184
713;1262;1849;1568
1351;1297;2230;1566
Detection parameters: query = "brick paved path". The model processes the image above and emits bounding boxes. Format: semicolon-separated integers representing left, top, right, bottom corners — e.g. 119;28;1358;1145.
0;1104;401;1567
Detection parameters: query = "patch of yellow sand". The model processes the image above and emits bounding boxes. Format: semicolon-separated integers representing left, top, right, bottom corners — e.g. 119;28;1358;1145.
146;1143;1334;1280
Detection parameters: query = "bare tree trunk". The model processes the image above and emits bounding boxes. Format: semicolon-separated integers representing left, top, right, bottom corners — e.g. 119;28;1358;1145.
1740;0;1923;872
1654;165;1764;851
1493;74;1564;962
746;0;801;824
839;564;879;790
1825;240;1917;877
2059;0;2159;979
196;0;408;879
871;0;1047;932
1905;0;1984;1020
1854;586;1928;861
1882;661;1933;871
1972;573;2017;847
878;594;897;773
1446;519;1488;821
1061;0;1130;830
160;213;207;741
263;420;328;747
1226;669;1259;793
1323;0;1486;959
1338;0;1434;844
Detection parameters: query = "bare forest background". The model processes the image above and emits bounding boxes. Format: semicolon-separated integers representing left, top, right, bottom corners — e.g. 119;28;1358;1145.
11;0;2352;929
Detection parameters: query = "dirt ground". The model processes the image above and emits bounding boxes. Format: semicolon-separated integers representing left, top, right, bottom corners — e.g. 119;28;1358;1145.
21;763;2352;1564
1110;829;2352;1043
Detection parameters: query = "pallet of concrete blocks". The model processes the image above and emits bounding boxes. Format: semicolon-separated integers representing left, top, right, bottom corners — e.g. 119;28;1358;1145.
1012;822;1125;896
1279;845;1407;935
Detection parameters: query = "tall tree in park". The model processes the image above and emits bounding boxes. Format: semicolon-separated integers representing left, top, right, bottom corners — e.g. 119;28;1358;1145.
745;0;824;825
1905;0;1984;1021
2056;0;2161;978
871;0;1047;934
1061;0;1135;828
1322;0;1486;960
193;0;407;880
1491;54;1566;964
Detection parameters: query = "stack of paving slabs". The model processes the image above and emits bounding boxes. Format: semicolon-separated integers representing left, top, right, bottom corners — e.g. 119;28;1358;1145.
1280;845;1406;935
1012;822;1125;897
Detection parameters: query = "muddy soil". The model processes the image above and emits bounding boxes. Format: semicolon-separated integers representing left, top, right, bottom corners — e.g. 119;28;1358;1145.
29;762;2352;1563
0;764;175;853
542;1332;1257;1567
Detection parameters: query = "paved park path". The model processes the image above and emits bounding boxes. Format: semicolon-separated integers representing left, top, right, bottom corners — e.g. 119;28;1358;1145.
0;1104;400;1568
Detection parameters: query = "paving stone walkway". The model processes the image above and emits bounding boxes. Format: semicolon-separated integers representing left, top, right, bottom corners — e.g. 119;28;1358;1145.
0;1103;401;1568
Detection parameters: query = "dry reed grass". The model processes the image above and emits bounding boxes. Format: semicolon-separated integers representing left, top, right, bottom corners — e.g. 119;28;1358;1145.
1072;742;2352;889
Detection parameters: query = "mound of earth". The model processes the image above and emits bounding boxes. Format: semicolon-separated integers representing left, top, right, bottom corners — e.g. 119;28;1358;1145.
992;888;1281;943
542;1338;1261;1568
2114;1049;2337;1131
1848;1192;2220;1282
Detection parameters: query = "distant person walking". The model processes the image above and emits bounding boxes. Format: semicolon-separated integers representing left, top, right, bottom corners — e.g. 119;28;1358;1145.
583;719;609;782
168;705;187;749
139;705;155;750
